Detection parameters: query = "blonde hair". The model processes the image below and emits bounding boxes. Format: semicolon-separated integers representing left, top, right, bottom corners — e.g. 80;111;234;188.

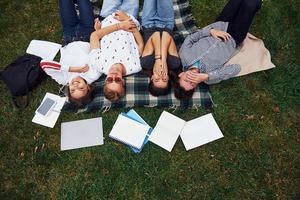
103;84;125;102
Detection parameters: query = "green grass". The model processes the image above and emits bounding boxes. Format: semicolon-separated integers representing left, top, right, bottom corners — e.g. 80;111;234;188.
0;0;299;199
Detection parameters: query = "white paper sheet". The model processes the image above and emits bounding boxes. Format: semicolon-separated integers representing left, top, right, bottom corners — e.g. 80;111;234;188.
109;114;149;149
149;111;186;152
61;117;103;151
32;93;66;128
26;40;62;60
180;113;224;151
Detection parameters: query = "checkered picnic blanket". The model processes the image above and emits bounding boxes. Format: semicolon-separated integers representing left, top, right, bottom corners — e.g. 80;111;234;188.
68;0;212;112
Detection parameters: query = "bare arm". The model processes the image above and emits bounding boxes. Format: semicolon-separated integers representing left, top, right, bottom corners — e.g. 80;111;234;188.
68;64;89;73
132;29;144;56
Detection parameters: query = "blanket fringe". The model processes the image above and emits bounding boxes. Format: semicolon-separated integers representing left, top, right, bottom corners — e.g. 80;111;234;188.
208;93;217;108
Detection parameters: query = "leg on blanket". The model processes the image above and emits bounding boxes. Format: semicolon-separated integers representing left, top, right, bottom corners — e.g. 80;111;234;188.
225;0;262;45
100;0;122;17
141;0;157;28
142;0;174;30
59;0;94;44
119;0;139;19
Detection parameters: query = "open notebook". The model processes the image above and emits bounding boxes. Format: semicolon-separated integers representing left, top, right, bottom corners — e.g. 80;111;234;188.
109;113;151;150
149;111;224;152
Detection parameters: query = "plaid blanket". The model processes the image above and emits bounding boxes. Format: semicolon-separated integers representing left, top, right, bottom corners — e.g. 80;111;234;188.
68;0;212;112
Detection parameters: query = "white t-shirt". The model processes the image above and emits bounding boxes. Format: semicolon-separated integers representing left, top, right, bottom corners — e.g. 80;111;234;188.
89;13;141;75
41;41;102;85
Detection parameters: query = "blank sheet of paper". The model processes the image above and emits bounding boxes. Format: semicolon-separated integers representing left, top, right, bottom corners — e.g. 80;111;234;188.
180;113;224;151
109;114;149;149
61;117;103;151
149;111;186;152
26;40;62;60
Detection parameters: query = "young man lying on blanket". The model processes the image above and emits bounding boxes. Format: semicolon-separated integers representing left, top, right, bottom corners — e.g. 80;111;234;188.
175;0;263;100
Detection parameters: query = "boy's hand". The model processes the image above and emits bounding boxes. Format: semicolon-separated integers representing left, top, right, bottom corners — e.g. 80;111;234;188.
186;71;209;84
210;29;231;42
114;10;130;21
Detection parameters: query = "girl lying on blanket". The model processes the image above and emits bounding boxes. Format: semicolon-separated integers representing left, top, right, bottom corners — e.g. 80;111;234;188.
41;0;136;108
175;0;262;99
140;0;181;96
89;0;144;102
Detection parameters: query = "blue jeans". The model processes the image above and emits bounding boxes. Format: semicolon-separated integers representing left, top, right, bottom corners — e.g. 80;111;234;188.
141;0;174;30
100;0;139;19
59;0;94;44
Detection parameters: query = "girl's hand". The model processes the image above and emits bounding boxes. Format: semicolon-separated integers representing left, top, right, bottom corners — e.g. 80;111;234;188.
114;10;130;21
119;19;136;31
186;71;209;84
94;18;102;31
69;64;89;73
79;64;89;73
210;29;231;42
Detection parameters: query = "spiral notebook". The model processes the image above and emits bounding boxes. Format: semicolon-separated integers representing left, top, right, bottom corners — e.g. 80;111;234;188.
109;114;151;149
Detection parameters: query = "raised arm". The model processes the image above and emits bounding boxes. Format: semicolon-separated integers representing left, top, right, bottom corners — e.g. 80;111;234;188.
114;10;144;55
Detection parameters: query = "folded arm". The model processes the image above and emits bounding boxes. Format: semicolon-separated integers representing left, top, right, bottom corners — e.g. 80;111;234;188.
89;19;137;50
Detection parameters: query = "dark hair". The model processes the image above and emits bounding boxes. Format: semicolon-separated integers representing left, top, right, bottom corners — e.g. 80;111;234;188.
170;70;195;100
66;83;96;109
148;79;171;96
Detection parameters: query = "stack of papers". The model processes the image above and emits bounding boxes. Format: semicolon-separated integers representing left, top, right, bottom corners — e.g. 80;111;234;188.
61;117;103;151
109;109;152;152
32;93;66;128
149;111;224;152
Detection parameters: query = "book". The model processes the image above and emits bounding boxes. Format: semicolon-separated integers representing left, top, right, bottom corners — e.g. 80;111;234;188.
61;117;103;151
109;113;151;150
26;39;62;60
125;109;152;153
32;93;66;128
149;111;223;152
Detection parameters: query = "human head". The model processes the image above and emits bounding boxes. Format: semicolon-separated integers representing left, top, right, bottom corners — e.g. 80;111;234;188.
67;76;96;108
103;64;125;102
178;70;198;91
148;70;171;96
172;71;195;100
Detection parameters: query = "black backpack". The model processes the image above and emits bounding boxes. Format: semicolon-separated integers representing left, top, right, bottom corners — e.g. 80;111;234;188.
0;53;47;107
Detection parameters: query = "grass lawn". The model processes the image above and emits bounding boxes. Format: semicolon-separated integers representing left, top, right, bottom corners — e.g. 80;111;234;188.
0;0;299;199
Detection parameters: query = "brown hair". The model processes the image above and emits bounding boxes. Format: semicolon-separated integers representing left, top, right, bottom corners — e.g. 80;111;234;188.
170;70;195;100
103;83;125;102
148;79;171;96
66;83;96;108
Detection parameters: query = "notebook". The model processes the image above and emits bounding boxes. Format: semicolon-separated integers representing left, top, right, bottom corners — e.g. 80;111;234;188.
32;93;66;128
125;109;152;153
61;117;103;151
26;40;62;60
149;111;224;152
109;114;151;149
